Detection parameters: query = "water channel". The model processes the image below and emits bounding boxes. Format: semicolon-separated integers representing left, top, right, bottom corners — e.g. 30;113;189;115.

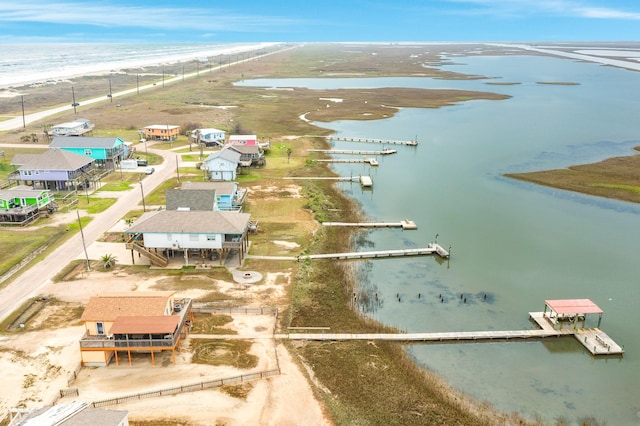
238;53;640;424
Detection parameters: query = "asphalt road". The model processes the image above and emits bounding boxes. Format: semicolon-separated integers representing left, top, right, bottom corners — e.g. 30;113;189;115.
0;146;176;322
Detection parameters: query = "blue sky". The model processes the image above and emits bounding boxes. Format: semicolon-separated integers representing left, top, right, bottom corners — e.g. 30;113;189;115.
0;0;639;43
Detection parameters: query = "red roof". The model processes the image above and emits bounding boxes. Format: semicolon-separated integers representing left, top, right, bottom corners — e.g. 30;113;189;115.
545;299;603;315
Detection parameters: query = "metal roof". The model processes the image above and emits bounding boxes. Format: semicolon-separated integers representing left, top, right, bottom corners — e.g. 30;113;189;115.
12;148;94;171
545;299;603;315
126;210;250;234
50;136;123;149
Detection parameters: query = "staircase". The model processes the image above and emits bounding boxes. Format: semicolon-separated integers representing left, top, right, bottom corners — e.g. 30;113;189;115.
125;240;168;267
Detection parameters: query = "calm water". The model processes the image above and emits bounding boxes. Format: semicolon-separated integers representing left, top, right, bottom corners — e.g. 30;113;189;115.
239;55;640;425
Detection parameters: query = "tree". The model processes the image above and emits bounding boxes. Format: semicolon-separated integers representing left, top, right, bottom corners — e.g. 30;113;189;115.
101;254;117;269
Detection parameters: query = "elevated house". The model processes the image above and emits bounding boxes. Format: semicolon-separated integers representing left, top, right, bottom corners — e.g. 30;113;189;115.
143;124;180;141
47;118;95;137
201;147;241;181
179;181;247;211
228;134;257;146
0;186;54;225
125;210;251;266
228;144;265;168
50;136;128;170
9;148;95;191
79;291;193;367
191;128;226;147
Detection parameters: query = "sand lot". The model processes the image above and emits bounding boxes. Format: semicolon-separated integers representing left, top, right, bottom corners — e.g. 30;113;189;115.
0;268;330;425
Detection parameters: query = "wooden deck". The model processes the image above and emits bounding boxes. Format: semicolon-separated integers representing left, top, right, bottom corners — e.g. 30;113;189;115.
297;243;449;260
529;311;624;356
308;148;397;155
322;220;417;230
316;158;379;166
328;136;418;146
277;329;564;341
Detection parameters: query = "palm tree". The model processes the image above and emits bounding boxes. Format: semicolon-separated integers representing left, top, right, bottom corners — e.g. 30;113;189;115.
101;254;117;269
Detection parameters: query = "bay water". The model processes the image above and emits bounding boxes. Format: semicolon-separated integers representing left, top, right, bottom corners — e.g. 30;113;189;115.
239;54;640;424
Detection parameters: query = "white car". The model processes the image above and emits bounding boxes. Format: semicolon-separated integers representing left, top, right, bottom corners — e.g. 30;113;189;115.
145;167;155;175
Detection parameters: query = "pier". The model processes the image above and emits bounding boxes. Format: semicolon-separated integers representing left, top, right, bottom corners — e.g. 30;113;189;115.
316;157;379;166
297;243;449;260
328;136;418;146
308;148;397;155
272;299;623;357
283;175;371;183
322;219;417;230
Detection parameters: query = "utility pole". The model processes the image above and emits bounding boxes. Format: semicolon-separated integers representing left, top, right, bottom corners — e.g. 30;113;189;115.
139;177;146;212
21;95;25;128
77;209;91;272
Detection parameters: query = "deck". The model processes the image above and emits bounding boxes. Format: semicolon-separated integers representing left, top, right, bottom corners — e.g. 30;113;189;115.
322;220;417;230
327;136;418;146
308;148;397;155
298;243;449;260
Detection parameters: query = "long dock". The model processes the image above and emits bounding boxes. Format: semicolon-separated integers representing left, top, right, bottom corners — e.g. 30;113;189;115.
278;329;564;342
297;243;449;260
322;220;417;230
308;149;397;155
316;158;379;166
328;136;418;146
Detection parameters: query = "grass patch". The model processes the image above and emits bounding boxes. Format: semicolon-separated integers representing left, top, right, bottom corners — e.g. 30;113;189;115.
190;339;258;368
76;197;117;214
190;313;237;335
98;180;133;191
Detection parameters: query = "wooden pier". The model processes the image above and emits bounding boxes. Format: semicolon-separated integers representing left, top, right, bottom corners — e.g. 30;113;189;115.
308;148;397;155
322;219;417;230
283;175;370;183
316;157;379;166
297;243;449;261
328;136;418;146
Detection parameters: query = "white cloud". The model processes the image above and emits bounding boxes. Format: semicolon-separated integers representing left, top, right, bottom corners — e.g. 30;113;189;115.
444;0;640;20
0;1;302;31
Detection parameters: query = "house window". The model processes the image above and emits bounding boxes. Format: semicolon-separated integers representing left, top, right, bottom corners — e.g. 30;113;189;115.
84;149;92;156
25;170;32;176
206;234;217;241
96;322;104;335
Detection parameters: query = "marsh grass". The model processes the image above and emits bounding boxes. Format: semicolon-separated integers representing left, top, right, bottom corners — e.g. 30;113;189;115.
190;339;258;368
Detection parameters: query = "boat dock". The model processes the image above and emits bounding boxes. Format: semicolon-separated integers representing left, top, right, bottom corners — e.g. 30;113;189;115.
316;157;379;166
297;243;449;260
322;219;417;230
308;149;397;155
283;175;371;183
328;136;418;146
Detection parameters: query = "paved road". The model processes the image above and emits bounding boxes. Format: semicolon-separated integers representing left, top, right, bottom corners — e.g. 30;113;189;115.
0;146;175;322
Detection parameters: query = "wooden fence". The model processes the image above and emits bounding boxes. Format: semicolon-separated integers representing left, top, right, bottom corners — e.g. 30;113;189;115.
91;369;280;408
193;306;278;315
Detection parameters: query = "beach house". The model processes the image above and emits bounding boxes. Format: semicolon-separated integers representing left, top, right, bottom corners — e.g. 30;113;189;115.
47;118;95;137
50;136;128;169
201;147;241;181
191;128;226;147
0;186;53;225
228;144;265;167
144;124;180;141
78;291;193;366
177;181;247;212
9;148;96;191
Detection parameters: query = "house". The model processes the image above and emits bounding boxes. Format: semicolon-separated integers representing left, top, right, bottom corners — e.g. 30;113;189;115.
50;136;128;169
47;118;95;137
191;128;225;147
143;124;180;141
201;147;241;181
125;210;251;265
0;186;53;225
79;291;192;367
228;144;265;167
228;134;257;146
179;181;247;211
9;148;95;191
8;401;128;426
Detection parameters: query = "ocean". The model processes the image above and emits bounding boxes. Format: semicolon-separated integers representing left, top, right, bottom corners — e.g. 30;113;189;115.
0;42;276;89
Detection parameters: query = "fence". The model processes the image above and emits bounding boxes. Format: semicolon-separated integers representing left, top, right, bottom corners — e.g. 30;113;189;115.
193;306;278;315
91;369;280;408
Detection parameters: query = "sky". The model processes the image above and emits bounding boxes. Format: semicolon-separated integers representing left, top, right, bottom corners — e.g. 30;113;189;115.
0;0;639;43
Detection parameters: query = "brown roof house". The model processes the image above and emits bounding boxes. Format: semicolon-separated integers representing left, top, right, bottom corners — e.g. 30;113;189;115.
79;291;192;366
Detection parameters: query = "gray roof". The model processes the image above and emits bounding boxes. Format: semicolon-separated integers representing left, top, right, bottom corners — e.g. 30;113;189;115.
13;148;94;171
126;210;250;234
0;188;47;200
16;402;128;426
181;181;236;195
166;189;216;211
204;147;241;164
51;136;122;149
228;144;260;154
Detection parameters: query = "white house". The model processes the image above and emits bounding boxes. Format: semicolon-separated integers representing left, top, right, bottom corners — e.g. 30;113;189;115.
201;147;241;181
192;128;226;147
48;118;95;136
228;134;257;146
